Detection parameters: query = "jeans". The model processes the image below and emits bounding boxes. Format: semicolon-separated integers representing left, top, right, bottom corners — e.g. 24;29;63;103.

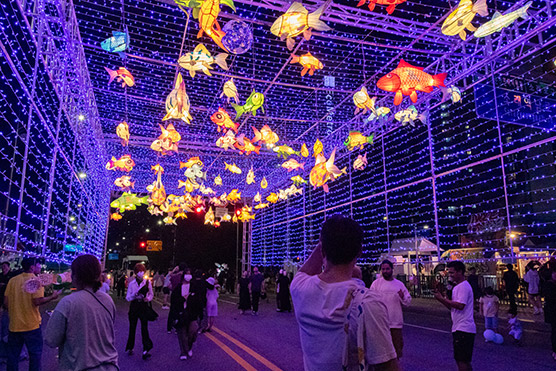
7;328;42;371
251;291;261;313
484;316;499;330
0;310;9;358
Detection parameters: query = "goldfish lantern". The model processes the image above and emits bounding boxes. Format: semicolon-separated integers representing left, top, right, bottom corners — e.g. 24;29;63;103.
221;20;253;55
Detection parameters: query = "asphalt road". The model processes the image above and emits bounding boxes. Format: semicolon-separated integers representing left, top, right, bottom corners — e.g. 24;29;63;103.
5;293;556;371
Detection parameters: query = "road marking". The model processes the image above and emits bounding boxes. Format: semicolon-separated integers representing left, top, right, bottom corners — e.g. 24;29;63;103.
205;332;258;371
213;327;283;371
405;323;451;334
220;299;238;305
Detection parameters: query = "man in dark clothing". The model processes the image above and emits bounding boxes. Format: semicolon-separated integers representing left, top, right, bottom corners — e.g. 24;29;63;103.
467;267;480;310
249;267;265;315
0;262;14;359
503;264;520;313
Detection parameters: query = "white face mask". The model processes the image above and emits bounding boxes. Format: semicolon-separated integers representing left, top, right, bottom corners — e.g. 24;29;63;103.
136;271;145;279
184;274;192;282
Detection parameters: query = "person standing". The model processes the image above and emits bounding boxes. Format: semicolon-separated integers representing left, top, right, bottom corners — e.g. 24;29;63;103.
5;257;60;371
370;260;411;359
125;263;153;360
99;273;111;294
185;270;207;358
524;264;542;315
204;277;219;332
503;264;519;314
291;215;398;371
544;268;556;361
172;269;192;360
276;270;291;312
467;267;480;311
153;271;164;297
433;261;476;371
162;267;175;309
238;271;251;314
249;267;265;315
45;255;118;370
478;287;499;332
115;271;126;298
167;264;186;333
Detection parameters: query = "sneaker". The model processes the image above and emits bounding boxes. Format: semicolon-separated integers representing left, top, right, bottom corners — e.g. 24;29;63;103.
126;350;133;356
188;350;193;357
180;355;187;360
142;351;151;360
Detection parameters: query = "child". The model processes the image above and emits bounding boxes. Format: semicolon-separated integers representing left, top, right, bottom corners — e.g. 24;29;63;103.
204;277;219;332
479;287;500;331
507;308;523;345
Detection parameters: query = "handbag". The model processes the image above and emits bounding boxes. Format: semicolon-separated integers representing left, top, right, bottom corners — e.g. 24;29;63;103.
146;302;159;322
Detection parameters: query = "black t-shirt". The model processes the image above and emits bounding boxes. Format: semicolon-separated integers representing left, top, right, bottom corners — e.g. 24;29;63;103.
503;270;519;293
250;273;264;292
0;271;14;304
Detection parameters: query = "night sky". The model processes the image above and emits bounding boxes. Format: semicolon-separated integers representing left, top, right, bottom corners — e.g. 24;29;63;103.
106;203;241;273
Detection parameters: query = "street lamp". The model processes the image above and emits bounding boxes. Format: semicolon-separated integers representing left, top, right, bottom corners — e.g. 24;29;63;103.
78;172;86;179
145;228;150;233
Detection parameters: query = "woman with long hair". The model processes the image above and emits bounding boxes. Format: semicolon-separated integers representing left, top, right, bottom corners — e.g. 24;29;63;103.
45;254;119;370
238;271;251;314
173;269;193;360
125;263;153;360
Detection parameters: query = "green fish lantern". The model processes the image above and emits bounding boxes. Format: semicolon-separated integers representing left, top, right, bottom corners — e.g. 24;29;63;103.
343;131;374;151
231;90;265;120
110;192;149;213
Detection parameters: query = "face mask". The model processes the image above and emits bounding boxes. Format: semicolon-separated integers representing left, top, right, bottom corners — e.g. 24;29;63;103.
136;271;144;279
184;274;192;281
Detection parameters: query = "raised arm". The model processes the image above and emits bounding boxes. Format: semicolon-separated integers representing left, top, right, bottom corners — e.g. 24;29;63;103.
298;243;323;276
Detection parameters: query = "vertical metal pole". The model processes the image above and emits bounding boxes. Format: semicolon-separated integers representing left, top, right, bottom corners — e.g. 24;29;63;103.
348;152;353;218
302;189;307;260
100;201;111;270
41;100;64;257
14;0;45;251
380;134;391;254
490;64;515;262
426;115;442;261
1;127;23;247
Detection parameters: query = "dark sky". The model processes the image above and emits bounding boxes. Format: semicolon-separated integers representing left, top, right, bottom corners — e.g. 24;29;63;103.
106;204;241;273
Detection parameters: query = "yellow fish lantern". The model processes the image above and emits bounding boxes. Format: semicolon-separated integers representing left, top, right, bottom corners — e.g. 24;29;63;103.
252;125;279;149
224;162;242;174
163;73;192;124
110;213;123;221
313;139;323;157
353;87;377;115
237;206;255;222
474;2;532;38
178;44;229;78
227;189;242;203
441;0;488;41
290;52;324;76
204;207;215;225
270;2;331;50
106;155;135;172
261;177;268;189
214;175;223;186
220;78;240;104
266;193;279;204
150;165;166;206
254;192;261;203
246;167;256;185
309;149;347;193
300;143;309;158
254;202;269;210
116;121;130;146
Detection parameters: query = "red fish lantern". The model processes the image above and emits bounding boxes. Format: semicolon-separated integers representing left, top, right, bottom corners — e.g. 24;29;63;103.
377;59;447;105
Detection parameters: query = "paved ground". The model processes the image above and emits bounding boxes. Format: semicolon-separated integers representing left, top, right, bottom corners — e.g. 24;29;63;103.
5;293;556;371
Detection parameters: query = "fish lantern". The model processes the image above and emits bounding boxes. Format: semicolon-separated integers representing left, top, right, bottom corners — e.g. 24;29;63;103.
197;0;236;52
101;30;130;57
357;0;407;14
270;2;331;50
221;20;253;55
377;59;447;105
290;52;324;76
441;0;488;41
163;73;192;124
473;2;531;38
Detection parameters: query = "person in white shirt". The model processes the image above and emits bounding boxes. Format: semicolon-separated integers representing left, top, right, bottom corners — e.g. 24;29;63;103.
478;287;499;331
523;264;542;315
290;215;398;371
125;263;154;360
371;260;411;358
433;261;476;371
99;273;111;294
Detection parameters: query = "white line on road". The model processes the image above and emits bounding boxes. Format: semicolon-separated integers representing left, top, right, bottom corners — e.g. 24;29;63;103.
405;323;451;334
220;299;238;305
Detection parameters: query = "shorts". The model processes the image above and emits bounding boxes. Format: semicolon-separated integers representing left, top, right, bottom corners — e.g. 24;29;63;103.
163;287;170;295
452;331;475;363
528;292;539;297
390;328;404;358
484;317;498;329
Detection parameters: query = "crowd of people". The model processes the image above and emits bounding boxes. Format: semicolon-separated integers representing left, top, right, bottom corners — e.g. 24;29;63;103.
2;215;556;370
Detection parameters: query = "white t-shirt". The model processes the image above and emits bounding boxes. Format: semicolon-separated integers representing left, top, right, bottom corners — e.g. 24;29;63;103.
451;280;476;334
479;295;499;317
370;277;411;328
99;282;110;294
291;272;396;371
524;270;540;294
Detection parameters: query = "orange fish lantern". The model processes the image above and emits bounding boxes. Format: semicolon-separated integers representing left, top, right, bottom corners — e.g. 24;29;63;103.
357;0;407;14
211;108;239;133
234;135;260;155
104;67;134;87
377;59;447;106
309;149;346;193
290;52;323;76
197;0;236;52
105;155;135;172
